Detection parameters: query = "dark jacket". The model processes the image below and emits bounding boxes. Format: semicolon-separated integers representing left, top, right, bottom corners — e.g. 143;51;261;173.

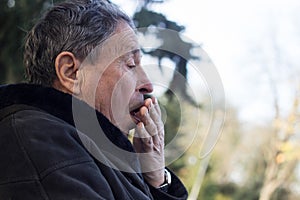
0;84;188;200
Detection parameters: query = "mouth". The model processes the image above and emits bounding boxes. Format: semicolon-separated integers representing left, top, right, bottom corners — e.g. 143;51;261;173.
129;105;143;124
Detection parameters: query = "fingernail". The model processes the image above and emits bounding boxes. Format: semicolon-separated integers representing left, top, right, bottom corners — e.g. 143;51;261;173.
146;98;152;106
149;101;153;108
138;122;144;128
141;107;148;116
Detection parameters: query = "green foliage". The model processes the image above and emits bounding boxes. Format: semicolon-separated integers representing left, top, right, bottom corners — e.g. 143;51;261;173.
233;183;261;200
0;0;62;84
198;170;238;200
270;187;290;200
198;171;261;200
159;95;181;145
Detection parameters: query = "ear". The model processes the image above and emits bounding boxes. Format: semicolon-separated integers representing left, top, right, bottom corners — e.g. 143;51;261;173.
55;51;81;94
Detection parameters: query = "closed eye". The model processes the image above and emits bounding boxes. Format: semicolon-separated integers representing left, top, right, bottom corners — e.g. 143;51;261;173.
128;64;136;69
122;49;142;69
126;57;136;69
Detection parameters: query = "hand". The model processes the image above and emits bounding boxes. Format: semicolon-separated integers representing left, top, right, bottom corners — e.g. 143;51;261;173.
133;97;165;188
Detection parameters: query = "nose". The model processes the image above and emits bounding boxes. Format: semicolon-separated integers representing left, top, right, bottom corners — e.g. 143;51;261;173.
138;82;153;94
136;68;153;94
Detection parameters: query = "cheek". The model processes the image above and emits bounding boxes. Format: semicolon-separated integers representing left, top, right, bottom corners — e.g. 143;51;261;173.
110;74;136;115
112;74;136;108
79;66;115;113
109;72;137;131
76;68;101;108
94;75;115;111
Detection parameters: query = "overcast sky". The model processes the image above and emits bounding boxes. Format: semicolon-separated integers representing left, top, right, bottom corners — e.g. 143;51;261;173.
113;0;300;124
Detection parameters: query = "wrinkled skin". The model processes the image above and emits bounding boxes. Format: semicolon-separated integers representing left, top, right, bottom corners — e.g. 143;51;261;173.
76;22;165;187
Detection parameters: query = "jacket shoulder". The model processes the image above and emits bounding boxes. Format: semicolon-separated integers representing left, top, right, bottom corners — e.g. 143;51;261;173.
0;109;109;199
11;109;94;176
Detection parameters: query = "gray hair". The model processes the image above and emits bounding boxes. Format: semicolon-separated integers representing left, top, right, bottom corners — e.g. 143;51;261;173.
24;0;134;86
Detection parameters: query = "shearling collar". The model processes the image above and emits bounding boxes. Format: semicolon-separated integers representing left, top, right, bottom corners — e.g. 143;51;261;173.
0;83;134;153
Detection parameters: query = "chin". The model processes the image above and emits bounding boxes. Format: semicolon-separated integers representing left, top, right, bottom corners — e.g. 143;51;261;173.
115;118;136;136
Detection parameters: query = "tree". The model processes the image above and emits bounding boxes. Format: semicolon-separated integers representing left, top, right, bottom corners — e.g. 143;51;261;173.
0;0;62;84
237;11;300;199
133;0;200;106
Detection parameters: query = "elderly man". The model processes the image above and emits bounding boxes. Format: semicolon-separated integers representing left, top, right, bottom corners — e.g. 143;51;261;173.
0;0;187;199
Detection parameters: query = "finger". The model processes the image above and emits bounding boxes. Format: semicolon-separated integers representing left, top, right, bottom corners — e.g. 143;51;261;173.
151;96;156;104
138;106;160;135
138;107;156;130
136;109;163;152
148;102;165;142
144;98;152;109
143;101;165;143
134;130;161;153
133;136;143;153
148;105;164;142
139;107;162;147
144;97;161;117
148;101;162;126
152;97;161;116
135;122;153;152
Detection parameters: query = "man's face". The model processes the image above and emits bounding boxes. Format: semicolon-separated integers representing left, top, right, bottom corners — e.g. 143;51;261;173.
77;22;153;134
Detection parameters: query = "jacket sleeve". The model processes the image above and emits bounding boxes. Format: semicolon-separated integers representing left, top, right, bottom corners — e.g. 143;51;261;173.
40;159;114;200
147;169;188;200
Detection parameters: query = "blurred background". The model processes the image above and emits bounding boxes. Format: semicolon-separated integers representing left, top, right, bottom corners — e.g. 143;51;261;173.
1;0;300;199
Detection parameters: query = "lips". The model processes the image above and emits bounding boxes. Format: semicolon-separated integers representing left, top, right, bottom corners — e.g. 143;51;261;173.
129;104;143;124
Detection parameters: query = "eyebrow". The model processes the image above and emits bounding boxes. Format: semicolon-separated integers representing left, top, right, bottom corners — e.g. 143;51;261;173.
132;49;141;55
121;49;142;59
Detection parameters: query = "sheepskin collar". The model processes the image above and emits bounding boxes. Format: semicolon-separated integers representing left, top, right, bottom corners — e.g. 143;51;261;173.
0;83;134;152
